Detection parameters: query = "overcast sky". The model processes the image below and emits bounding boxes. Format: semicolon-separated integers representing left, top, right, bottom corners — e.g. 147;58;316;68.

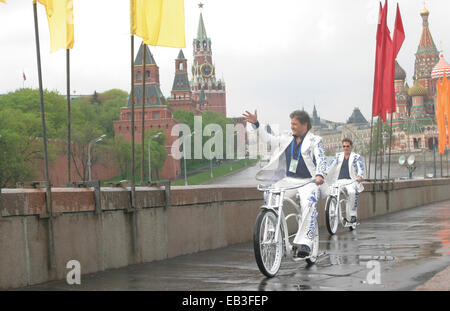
1;0;449;132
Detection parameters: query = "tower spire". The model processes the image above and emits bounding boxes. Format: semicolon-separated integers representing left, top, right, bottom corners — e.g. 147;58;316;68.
197;14;207;39
414;4;439;96
418;3;436;51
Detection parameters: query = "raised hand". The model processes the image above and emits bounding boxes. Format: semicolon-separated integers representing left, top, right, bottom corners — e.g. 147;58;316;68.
242;110;258;124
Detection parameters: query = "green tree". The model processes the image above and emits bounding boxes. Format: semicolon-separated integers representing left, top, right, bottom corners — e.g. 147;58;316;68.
112;130;166;181
113;135;133;179
0;89;64;187
0;110;44;187
71;89;128;138
145;129;167;180
370;119;396;154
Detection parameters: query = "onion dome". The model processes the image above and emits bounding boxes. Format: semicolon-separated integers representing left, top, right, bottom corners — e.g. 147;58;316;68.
408;80;427;97
431;51;450;79
420;5;429;16
395;61;406;80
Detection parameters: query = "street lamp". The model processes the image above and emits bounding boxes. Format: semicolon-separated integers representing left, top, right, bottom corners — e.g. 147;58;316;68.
399;154;416;179
183;131;195;186
88;134;106;181
148;132;162;182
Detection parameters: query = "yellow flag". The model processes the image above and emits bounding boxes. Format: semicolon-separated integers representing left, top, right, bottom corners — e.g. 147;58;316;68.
0;0;6;4
133;0;185;48
35;0;74;53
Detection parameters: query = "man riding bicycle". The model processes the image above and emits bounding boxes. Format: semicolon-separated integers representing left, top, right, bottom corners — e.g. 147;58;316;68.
325;138;365;224
243;109;326;258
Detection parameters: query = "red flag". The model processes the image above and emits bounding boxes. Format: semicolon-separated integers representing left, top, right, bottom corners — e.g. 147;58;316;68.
372;1;389;120
386;3;405;114
371;2;382;118
379;2;393;122
392;4;405;57
372;1;405;122
23;72;26;81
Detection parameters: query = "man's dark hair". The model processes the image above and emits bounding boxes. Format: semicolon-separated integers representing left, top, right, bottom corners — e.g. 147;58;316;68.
342;138;353;146
290;110;311;130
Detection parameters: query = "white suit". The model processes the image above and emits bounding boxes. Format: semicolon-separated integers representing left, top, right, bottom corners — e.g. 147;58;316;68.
325;152;365;219
251;123;327;249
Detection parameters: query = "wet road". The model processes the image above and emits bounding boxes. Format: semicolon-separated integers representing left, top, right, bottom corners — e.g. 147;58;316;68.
22;200;450;291
205;162;261;185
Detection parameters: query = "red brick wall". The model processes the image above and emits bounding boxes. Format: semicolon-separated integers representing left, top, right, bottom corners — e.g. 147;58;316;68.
36;144;120;186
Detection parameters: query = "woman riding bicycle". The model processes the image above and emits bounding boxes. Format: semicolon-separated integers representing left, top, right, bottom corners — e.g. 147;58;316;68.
325;138;365;224
242;109;327;258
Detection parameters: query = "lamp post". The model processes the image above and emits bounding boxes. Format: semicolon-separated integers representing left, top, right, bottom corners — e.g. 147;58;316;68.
382;131;387;163
183;131;195;186
210;157;214;178
148;132;161;182
229;131;238;172
88;134;106;181
423;148;426;178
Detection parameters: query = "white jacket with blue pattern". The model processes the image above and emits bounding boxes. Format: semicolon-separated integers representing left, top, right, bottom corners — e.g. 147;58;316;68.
250;123;327;182
326;152;365;193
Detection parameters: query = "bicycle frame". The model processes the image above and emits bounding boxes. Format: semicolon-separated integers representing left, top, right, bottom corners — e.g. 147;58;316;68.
328;179;357;227
257;179;315;262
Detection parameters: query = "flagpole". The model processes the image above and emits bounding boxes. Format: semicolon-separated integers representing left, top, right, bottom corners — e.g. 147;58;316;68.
130;0;138;255
368;115;374;179
387;111;394;180
66;49;71;183
380;121;383;180
378;119;384;181
141;43;146;184
33;1;55;269
374;116;380;183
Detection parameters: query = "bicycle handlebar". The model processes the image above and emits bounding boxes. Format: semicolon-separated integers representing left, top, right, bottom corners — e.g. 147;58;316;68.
330;179;358;187
257;178;317;192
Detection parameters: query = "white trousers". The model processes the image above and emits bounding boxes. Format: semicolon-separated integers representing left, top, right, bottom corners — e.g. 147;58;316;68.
272;177;320;249
334;179;359;218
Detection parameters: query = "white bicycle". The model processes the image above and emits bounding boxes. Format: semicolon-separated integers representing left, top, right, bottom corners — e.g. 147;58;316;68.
253;179;320;278
325;179;360;235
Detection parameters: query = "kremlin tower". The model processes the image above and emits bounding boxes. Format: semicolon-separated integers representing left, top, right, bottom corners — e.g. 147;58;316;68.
190;12;226;116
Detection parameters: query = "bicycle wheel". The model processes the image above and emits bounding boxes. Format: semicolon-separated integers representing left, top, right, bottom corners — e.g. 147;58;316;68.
253;209;284;278
325;196;339;235
306;219;319;265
